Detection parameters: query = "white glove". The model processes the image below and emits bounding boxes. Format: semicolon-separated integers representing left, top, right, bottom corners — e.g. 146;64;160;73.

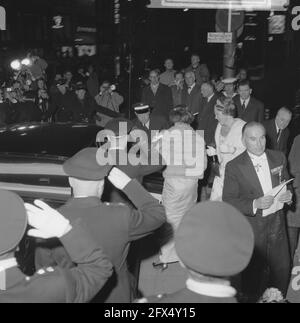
206;146;217;157
25;200;72;239
108;167;132;190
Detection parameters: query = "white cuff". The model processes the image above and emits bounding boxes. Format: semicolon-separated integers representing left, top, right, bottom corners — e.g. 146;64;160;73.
253;200;257;215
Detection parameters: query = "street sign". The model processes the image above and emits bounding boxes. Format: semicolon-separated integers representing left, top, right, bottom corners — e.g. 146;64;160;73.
0;6;6;30
208;32;232;43
148;0;289;11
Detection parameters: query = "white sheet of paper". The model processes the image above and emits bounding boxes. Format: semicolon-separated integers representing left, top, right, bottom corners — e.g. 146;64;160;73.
262;179;294;218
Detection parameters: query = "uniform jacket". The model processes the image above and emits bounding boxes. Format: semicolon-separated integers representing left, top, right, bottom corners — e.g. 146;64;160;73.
141;84;173;118
35;180;166;303
234;96;265;123
0;223;112;303
263;119;290;155
132;114;169;136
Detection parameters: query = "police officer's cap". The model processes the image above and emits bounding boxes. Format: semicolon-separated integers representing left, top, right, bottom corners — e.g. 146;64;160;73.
0;190;28;256
63;148;112;181
175;201;254;277
105;118;134;137
133;103;151;115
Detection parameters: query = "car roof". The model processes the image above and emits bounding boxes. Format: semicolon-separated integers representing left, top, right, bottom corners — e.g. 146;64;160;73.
0;123;102;159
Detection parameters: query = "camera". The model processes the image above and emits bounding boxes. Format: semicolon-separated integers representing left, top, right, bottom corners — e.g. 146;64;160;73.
110;85;116;91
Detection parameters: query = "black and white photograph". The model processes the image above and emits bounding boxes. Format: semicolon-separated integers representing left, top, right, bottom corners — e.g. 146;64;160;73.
0;0;299;307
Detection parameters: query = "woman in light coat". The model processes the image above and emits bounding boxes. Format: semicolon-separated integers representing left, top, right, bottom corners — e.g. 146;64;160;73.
210;98;246;201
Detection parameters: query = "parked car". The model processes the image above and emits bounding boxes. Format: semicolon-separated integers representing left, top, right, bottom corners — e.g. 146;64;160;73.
0;122;163;274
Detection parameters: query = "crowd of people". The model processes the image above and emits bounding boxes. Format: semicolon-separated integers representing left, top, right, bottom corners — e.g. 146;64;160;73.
0;54;125;127
0;51;300;304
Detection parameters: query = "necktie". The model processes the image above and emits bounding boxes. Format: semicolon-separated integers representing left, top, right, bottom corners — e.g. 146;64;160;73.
277;129;282;144
242;100;246;110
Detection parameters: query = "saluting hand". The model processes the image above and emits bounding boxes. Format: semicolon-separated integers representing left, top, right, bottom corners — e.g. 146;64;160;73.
25;200;72;239
108;167;132;190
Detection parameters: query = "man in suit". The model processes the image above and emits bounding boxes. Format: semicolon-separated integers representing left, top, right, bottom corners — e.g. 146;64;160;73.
234;80;265;123
184;54;210;87
198;82;219;146
223;122;292;302
137;202;254;304
35;148;166;303
264;107;292;155
170;71;185;107
0;190;112;303
141;70;173;119
182;71;203;117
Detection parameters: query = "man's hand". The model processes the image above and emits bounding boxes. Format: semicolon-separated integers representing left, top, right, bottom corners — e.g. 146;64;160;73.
25;200;72;239
254;196;275;210
108;167;132;190
277;190;293;204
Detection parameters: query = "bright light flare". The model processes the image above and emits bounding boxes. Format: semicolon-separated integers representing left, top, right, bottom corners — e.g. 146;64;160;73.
10;60;21;70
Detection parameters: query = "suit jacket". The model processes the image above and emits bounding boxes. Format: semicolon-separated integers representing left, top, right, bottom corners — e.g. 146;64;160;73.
144;288;237;304
263;119;290;155
197;94;219;145
170;85;184;107
141;84;173;118
234;96;265;123
35;180;166;303
223;150;289;219
1;223;112;303
182;84;203;115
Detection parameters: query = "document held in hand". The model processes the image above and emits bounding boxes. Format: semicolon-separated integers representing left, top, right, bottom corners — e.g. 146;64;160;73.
262;179;294;218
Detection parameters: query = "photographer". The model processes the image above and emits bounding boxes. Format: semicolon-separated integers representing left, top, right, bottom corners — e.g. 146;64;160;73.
95;81;124;113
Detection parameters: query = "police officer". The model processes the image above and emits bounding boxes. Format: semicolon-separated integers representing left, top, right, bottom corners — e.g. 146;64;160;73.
0;190;112;303
34;148;166;303
138;201;254;303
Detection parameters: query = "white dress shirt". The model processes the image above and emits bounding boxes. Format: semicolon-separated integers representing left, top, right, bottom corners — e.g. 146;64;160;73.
144;121;150;129
248;152;273;195
207;93;215;103
248;152;273;214
240;97;251;109
188;83;196;95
